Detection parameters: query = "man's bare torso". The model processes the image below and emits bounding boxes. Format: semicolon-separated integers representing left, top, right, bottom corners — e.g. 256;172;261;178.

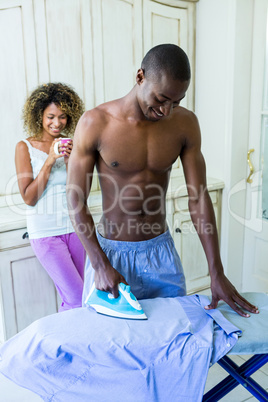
91;99;193;241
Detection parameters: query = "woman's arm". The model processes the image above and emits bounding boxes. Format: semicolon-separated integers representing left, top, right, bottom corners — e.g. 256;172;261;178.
15;140;60;206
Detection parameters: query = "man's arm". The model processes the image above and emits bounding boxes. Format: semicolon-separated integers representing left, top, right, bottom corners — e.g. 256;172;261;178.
66;111;127;297
180;112;258;317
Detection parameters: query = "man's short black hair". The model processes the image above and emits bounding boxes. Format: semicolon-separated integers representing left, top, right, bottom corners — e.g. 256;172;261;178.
141;44;191;82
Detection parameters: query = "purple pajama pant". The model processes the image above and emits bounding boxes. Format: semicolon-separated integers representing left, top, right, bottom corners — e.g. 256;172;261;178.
30;232;86;312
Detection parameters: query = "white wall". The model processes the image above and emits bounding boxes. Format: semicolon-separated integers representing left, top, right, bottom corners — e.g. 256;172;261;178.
195;0;254;287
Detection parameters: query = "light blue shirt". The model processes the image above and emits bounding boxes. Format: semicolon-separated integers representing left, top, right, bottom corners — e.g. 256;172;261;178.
22;139;74;239
0;295;241;402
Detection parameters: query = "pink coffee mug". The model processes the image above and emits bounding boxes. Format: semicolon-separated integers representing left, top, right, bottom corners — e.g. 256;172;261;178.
53;138;72;155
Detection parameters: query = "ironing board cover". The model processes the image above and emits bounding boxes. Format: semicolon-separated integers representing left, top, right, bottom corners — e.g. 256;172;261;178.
0;294;242;402
216;292;268;355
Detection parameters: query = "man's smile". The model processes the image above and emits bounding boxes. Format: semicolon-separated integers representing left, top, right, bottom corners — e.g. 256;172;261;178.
151;108;164;119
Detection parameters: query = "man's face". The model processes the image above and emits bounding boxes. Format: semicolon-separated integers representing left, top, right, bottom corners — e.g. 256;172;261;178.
137;70;190;122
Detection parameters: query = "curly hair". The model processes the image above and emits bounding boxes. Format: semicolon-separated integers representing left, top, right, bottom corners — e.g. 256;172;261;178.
22;82;85;138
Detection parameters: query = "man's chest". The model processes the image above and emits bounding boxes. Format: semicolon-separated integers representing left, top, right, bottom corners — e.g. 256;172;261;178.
99;126;182;173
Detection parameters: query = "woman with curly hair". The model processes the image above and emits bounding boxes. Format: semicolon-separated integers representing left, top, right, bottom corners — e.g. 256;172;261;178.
15;82;86;311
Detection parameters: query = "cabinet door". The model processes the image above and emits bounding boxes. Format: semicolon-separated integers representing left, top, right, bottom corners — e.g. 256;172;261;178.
33;0;94;110
91;0;143;104
0;245;58;341
0;0;38;195
173;191;220;294
143;0;195;111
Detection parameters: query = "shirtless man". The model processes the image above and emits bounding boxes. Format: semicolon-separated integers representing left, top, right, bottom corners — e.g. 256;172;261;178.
67;44;258;317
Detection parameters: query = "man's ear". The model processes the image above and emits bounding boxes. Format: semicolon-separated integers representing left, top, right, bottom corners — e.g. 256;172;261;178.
136;68;145;85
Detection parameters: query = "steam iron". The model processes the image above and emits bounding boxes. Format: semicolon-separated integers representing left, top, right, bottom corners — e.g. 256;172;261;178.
85;282;147;320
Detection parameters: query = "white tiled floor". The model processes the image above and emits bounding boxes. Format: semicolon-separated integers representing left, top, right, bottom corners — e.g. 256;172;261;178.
0;357;267;401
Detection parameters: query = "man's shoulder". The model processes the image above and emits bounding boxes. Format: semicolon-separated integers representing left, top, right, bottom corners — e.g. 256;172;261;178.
173;106;198;124
80;106;107;127
74;102;118;150
81;100;119;128
171;106;200;136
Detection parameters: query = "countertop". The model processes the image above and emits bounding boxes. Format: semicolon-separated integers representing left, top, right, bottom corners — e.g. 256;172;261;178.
0;176;224;233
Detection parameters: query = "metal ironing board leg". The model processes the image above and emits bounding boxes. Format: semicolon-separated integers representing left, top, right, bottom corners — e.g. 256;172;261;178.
203;354;268;401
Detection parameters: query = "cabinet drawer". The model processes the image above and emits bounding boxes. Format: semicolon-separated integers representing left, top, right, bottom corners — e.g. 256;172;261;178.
174;190;218;212
0;228;30;251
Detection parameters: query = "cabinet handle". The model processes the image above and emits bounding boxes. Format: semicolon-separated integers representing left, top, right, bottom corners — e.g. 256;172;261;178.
22;232;29;239
175;227;181;233
247;148;255;183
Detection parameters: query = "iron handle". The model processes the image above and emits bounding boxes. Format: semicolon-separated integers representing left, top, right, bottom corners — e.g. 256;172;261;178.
247;148;255;183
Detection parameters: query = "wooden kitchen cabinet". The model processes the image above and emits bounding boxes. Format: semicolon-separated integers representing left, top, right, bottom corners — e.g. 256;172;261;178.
0;229;59;343
0;0;199;194
172;189;222;294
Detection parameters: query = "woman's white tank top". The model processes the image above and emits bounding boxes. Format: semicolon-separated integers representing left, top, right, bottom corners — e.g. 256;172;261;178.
22;139;75;239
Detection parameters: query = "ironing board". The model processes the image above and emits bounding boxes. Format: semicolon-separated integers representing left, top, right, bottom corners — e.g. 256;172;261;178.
203;292;268;402
0;292;266;401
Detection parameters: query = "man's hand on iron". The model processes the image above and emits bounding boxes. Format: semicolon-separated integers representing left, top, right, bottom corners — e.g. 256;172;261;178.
205;272;259;317
94;263;128;298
